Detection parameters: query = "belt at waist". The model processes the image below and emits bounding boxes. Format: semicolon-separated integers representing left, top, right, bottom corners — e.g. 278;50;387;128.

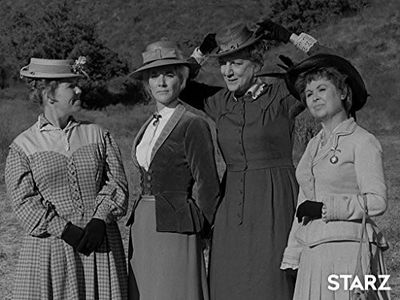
226;157;293;172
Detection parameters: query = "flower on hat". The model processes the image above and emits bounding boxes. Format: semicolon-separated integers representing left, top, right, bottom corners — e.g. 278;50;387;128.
72;56;89;79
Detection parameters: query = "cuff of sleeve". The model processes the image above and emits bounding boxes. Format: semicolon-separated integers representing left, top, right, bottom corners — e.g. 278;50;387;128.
290;33;318;53
93;198;113;224
323;195;337;221
281;246;302;269
47;217;69;238
280;262;299;270
191;47;208;65
323;194;359;221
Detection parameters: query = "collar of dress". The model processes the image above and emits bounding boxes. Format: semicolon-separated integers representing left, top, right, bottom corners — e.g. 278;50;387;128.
232;79;268;102
314;117;357;146
37;114;80;132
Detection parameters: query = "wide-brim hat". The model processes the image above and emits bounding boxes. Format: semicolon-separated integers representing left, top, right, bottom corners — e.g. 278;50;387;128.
20;58;82;79
284;54;368;112
210;22;263;57
130;39;193;78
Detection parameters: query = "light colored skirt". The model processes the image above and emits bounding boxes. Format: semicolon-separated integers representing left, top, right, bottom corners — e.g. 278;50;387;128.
128;196;209;300
294;241;390;300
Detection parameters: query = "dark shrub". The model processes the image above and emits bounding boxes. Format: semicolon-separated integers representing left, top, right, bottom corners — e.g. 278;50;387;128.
268;0;369;32
0;1;146;108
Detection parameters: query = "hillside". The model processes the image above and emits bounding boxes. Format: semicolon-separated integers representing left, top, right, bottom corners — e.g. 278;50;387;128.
0;0;400;298
1;0;271;68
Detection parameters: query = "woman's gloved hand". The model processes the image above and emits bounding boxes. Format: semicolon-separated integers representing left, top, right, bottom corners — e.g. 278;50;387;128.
296;200;323;223
255;19;292;43
199;33;218;55
61;222;84;250
77;218;106;256
284;268;298;280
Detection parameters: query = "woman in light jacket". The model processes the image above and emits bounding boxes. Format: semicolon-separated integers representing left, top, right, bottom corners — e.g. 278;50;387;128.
280;53;390;299
126;39;220;300
5;58;128;299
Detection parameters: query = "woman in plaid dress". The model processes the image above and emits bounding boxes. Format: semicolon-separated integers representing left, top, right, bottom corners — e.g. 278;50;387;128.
5;58;129;299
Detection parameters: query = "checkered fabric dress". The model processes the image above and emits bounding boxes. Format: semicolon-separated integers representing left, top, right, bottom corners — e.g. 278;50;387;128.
5;115;128;300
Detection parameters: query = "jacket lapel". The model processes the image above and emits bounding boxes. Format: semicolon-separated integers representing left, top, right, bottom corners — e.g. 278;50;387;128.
149;103;186;164
131;115;153;168
311;118;357;167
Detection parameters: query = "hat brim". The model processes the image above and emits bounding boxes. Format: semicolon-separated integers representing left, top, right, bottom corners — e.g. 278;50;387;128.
20;69;82;79
129;59;192;78
209;34;263;58
281;54;368;112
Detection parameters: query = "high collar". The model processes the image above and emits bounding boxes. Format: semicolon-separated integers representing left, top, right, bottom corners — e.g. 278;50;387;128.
156;105;176;119
232;78;267;102
315;117;357;143
37;114;79;132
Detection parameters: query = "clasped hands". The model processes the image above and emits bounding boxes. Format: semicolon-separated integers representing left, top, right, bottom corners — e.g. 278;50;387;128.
61;218;106;256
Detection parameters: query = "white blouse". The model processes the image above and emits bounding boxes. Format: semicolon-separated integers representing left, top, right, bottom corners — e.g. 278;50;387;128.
136;106;176;170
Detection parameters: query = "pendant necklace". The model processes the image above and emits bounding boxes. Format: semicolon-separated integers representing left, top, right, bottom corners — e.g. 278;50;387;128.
321;131;340;164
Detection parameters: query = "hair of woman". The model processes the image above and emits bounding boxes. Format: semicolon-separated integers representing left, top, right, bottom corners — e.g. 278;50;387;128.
295;66;353;116
141;64;190;100
26;79;60;104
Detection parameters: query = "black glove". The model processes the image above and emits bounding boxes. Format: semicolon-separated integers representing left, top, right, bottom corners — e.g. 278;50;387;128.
255;19;292;43
77;218;106;256
284;268;298;280
277;55;295;70
61;222;84;250
199;33;218;55
296;200;323;223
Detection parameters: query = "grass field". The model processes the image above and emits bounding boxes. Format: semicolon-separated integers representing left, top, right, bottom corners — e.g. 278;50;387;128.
0;93;398;299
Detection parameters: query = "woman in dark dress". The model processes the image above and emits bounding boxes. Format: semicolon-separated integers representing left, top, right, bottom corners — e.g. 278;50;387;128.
181;20;330;299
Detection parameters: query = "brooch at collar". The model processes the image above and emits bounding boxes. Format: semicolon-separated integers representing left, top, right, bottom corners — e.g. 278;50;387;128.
329;147;341;164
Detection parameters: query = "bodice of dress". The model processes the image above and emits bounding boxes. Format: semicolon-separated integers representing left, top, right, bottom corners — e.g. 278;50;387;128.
213;81;296;171
5;115;128;237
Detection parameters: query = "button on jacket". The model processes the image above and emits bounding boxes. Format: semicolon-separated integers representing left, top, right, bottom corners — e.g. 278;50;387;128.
282;118;388;268
127;103;220;233
181;77;302;300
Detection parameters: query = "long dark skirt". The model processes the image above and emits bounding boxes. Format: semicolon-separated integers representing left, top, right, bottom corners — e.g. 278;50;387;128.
209;167;298;300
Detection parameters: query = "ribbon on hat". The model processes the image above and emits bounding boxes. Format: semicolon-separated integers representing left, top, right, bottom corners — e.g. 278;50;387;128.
142;48;178;64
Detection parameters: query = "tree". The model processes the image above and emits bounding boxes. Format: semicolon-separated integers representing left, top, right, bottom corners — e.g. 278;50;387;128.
0;1;145;107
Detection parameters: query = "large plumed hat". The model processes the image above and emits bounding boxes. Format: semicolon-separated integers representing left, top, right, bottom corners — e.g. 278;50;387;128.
284;53;368;112
210;22;263;57
20;57;86;79
130;39;192;77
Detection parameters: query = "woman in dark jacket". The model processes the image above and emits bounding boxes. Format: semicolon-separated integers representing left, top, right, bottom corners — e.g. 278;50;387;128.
126;39;220;300
180;20;331;300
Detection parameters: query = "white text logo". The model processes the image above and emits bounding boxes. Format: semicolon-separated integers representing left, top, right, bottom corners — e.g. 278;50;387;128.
327;275;391;291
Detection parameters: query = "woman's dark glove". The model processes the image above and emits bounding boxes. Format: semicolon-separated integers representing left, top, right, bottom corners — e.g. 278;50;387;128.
284;268;298;280
199;33;218;55
255;19;292;43
61;222;84;250
296;200;323;223
77;218;106;256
